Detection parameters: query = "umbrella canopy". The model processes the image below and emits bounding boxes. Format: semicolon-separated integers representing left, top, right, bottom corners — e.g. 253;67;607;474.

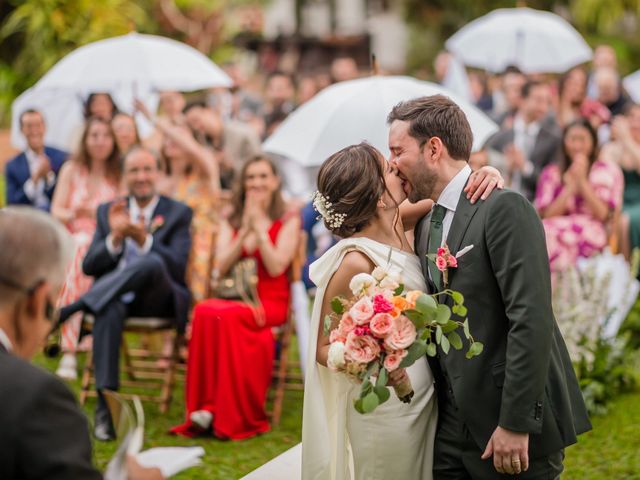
445;7;592;74
262;76;498;167
11;32;231;150
623;70;640;104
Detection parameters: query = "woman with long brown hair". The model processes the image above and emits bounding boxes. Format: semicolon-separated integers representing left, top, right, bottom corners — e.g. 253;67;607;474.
171;155;300;440
51;117;121;380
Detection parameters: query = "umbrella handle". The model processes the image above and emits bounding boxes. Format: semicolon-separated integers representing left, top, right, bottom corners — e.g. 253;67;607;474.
371;54;379;76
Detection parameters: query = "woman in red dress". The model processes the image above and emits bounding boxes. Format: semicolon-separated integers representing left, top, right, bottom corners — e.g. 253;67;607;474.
171;155;301;440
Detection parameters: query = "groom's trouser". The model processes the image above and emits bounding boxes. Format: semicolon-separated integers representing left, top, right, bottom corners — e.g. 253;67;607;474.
433;395;564;480
82;253;175;393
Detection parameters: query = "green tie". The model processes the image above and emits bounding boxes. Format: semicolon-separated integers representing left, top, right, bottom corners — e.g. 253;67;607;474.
427;204;447;288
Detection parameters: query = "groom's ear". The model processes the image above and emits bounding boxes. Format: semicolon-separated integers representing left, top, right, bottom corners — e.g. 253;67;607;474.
423;137;444;165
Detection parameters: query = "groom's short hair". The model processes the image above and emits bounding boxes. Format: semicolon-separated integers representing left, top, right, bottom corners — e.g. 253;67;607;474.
387;95;473;161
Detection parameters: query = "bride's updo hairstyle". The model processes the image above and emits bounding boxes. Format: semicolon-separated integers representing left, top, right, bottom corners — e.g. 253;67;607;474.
316;142;391;238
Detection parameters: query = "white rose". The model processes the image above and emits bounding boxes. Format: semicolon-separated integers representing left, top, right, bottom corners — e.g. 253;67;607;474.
379;275;399;291
371;266;388;282
349;273;376;296
327;341;346;371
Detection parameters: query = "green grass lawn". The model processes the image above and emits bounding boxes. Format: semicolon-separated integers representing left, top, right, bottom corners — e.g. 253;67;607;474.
35;347;640;479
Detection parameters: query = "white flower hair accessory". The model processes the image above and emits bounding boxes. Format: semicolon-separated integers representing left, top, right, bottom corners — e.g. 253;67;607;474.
312;191;347;230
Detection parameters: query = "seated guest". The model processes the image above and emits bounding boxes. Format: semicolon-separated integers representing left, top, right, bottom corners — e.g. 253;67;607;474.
183;100;261;189
51;117;121;380
84;92;118;121
171;155;301;440
601;103;640;259
58;147;193;441
5;109;68;210
535;119;623;273
557;67;588;127
486;80;561;201
0;207;162;480
112;112;141;156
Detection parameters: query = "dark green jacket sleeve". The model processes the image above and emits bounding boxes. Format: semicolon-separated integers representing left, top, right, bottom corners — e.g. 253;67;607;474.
485;191;554;434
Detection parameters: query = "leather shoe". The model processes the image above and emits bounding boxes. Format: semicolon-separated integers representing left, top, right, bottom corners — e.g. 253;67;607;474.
94;404;116;442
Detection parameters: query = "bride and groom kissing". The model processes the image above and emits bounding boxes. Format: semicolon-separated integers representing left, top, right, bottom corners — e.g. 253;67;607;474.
301;95;591;480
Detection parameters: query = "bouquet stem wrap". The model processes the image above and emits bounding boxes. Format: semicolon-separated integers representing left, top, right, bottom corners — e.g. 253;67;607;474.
394;377;414;403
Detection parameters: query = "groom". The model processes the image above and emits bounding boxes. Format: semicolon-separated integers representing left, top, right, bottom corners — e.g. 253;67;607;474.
389;95;591;479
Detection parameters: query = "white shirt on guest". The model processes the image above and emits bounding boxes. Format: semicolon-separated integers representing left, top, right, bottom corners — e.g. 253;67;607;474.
106;195;159;258
511;115;538;191
23;148;56;208
0;327;13;352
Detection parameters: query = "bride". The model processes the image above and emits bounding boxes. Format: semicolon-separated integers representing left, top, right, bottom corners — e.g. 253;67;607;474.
301;142;501;480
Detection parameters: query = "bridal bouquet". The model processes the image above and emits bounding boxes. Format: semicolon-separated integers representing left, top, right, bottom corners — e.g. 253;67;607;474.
324;267;483;414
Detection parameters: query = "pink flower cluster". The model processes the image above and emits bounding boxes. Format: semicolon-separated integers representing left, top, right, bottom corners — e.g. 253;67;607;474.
435;246;457;272
328;286;418;374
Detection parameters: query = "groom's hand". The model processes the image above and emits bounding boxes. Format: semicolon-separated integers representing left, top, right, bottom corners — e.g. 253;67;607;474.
481;426;529;475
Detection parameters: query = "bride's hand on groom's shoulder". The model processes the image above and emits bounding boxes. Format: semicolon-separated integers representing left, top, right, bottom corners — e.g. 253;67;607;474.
464;166;505;204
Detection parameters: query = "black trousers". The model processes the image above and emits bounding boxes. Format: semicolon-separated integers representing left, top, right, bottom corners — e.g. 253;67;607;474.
82;253;175;393
433;402;564;480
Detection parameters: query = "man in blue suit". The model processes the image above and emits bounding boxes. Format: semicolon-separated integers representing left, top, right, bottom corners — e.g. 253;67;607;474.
58;146;192;441
5;109;68;210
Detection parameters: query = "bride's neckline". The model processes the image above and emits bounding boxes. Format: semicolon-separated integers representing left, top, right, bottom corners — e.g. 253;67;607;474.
346;236;415;256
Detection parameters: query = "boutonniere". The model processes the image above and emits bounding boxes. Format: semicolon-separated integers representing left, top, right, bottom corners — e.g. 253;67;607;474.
149;215;165;233
427;244;473;287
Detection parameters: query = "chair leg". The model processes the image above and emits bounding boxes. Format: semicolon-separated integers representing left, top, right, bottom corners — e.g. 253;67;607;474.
121;338;136;381
79;348;94;406
159;332;180;414
272;318;292;426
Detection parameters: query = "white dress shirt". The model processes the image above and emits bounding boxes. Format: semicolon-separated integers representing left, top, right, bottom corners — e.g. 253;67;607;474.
106;196;159;259
23;148;56;208
436;164;473;245
511;115;538;191
0;327;13;352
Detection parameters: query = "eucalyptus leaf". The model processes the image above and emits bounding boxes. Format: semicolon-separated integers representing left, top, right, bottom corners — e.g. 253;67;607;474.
323;315;332;335
457;305;468;317
452;304;459;315
394;284;405;296
361;379;374;395
442;319;459;334
354;398;365;414
376;367;389;388
331;297;345;314
404;309;426;329
436;304;451;325
448;331;463;350
374;385;391;404
435;325;443;343
400;341;429;367
362;391;380;413
463;319;471;338
426;343;437;357
441;334;450;354
451;291;464;304
416;294;438;317
470;342;484;356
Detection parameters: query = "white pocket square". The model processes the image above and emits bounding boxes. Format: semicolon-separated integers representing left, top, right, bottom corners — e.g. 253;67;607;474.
455;245;474;259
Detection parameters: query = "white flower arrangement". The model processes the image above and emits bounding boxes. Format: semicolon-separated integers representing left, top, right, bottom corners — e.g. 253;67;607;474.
312;191;347;230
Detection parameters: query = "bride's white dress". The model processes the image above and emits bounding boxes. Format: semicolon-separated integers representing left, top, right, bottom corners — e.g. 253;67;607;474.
302;237;437;480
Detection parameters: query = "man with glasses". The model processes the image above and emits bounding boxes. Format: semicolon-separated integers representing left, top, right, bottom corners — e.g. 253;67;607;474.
0;206;163;480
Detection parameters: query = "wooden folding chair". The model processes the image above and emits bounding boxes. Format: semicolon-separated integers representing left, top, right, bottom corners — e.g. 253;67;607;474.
79;315;182;413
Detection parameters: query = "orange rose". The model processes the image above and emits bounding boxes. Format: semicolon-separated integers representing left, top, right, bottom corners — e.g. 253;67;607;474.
405;290;423;308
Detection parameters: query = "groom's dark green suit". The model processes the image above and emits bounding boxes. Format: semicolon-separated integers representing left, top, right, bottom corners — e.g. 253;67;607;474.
415;185;591;478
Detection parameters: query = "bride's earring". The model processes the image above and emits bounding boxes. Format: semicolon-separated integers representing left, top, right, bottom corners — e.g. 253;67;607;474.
378;199;388;209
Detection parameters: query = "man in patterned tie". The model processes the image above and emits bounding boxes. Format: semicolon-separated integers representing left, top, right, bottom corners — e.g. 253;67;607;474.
57;147;193;441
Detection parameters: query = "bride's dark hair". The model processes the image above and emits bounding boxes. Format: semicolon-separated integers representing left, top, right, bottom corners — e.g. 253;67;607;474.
316;142;397;238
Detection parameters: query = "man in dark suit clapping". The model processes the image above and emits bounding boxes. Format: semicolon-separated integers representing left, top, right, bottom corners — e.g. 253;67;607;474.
59;146;193;441
5;109;68;210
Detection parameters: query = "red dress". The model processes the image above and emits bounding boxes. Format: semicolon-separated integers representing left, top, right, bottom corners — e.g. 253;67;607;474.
171;219;290;440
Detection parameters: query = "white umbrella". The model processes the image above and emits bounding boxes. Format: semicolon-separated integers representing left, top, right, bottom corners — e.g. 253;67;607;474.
11;32;231;150
262;75;498;167
623;70;640;104
445;7;592;74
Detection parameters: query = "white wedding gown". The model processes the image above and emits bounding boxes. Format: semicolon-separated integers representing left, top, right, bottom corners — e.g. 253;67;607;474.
302;237;437;480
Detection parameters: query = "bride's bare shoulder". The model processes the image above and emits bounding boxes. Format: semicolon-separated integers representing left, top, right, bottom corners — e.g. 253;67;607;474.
325;250;376;297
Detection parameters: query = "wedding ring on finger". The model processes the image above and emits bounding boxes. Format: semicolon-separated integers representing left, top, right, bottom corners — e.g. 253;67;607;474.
511;457;522;474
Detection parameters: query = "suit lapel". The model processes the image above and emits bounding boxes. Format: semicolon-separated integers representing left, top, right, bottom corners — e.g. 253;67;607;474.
149;196;171;236
443;189;479;291
17;153;30;182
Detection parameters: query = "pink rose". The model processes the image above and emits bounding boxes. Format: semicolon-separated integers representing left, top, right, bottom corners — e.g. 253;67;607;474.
384;315;417;350
437;247;446;256
373;294;394;314
330;329;346;344
338;313;356;335
447;255;457;268
436;256;448;272
345;331;381;364
349;297;375;325
370;313;395;338
383;352;403;372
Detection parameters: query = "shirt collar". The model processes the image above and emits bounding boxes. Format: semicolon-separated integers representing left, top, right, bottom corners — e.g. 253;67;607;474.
0;327;13;352
513;115;541;137
129;195;160;222
436;164;472;213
